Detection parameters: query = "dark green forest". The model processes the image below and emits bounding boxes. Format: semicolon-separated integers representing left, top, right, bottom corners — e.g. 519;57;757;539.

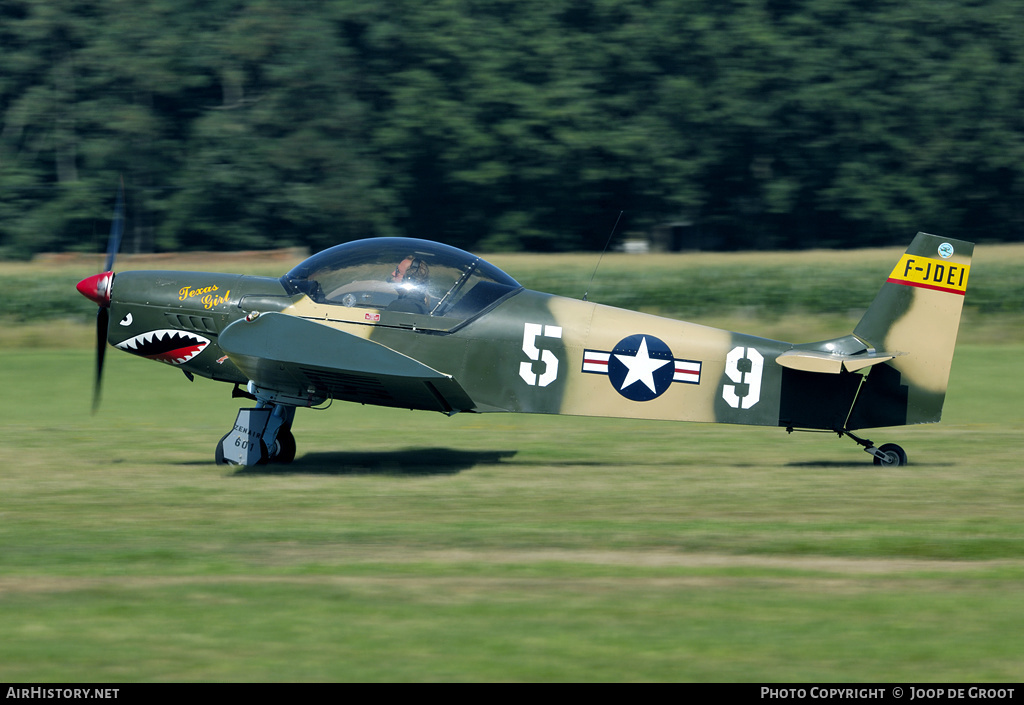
2;0;1023;258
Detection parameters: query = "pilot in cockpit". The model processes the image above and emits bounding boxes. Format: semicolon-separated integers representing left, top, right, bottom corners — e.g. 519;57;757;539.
387;255;431;313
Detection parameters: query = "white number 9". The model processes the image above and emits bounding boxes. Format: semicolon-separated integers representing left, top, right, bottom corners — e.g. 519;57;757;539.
723;346;763;409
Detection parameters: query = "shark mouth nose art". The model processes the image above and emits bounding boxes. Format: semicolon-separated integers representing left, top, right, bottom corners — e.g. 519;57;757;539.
116;329;211;365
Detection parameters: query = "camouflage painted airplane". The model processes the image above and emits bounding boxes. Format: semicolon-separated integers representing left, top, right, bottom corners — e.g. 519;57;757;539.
77;195;973;467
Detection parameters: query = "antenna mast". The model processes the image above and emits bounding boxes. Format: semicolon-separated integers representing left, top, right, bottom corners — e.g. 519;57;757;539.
583;210;624;302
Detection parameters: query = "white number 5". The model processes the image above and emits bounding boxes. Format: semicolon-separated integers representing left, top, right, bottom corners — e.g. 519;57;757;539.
520;323;562;387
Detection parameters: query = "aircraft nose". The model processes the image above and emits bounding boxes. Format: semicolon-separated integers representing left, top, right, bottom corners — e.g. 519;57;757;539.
77;271;113;307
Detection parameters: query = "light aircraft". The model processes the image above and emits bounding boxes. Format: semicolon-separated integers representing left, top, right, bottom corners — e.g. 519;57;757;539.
77;189;973;467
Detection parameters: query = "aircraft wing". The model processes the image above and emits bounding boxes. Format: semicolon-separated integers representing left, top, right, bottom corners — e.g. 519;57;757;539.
218;312;474;414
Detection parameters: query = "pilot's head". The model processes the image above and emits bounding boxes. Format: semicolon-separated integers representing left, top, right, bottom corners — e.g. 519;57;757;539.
391;256;429;293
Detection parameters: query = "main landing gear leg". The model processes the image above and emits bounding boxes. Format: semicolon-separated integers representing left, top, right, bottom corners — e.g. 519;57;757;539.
216;403;297;466
841;429;908;467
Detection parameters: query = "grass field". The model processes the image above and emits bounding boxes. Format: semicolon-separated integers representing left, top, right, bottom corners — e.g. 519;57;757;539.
1;246;1022;681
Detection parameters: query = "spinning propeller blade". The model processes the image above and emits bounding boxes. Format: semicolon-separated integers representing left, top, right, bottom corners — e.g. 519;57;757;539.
94;307;109;413
77;178;125;412
104;177;125;273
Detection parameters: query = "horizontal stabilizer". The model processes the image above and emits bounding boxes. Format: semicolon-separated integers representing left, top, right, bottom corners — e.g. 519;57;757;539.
776;349;904;374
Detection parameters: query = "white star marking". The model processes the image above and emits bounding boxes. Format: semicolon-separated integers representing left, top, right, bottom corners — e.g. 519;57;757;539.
614;337;671;393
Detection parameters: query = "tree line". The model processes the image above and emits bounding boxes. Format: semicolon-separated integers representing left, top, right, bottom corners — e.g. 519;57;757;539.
2;0;1023;259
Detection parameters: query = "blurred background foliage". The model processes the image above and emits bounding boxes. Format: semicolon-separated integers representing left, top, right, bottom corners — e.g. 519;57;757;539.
2;0;1023;258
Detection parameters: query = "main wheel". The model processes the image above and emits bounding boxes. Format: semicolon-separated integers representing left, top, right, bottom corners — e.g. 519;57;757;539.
218;436;269;465
872;443;908;467
215;431;230;465
268;427;296;464
253;439;271;465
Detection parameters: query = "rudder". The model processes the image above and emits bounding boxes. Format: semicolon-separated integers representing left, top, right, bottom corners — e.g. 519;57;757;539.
851;232;973;426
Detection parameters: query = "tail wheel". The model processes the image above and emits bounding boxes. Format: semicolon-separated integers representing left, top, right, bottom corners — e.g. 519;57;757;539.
873;443;908;467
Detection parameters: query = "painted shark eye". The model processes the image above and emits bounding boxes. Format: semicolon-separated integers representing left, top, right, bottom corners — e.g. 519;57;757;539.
119;313;133;326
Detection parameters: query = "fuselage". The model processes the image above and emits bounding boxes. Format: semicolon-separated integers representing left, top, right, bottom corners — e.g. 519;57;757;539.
107;268;881;432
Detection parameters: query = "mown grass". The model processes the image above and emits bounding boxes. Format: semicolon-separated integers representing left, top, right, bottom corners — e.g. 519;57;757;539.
1;244;1022;681
1;341;1022;681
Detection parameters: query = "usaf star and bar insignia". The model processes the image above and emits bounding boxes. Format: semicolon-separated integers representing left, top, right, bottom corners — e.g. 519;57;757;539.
582;334;702;402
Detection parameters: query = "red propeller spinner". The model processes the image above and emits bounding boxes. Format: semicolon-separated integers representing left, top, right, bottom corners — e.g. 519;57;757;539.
76;271;114;307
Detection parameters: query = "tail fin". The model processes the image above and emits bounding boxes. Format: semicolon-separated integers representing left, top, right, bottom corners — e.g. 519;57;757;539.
850;232;973;427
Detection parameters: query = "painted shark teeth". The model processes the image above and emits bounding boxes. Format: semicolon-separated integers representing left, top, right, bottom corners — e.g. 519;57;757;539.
116;329;211;366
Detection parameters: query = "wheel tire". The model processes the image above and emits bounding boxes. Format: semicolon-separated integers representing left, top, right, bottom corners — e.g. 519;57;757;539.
254;439;271;466
872;443;908;467
269;428;296;465
215;432;229;465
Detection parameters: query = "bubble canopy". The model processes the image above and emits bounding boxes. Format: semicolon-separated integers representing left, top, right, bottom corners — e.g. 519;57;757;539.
281;238;521;320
